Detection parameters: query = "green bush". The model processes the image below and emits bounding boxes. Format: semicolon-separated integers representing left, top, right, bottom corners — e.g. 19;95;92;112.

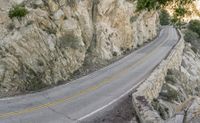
159;9;170;25
151;98;170;120
159;83;179;102
184;29;199;42
9;5;28;19
188;20;200;36
136;0;173;11
174;6;187;17
137;0;158;11
171;6;187;26
165;75;177;84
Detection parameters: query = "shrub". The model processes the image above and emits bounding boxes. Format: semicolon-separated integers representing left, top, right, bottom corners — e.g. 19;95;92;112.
159;83;179;102
174;6;187;17
184;30;199;42
165;75;177;84
151;98;170;120
171;6;187;27
188;20;200;36
9;5;28;19
136;0;173;11
171;16;179;24
137;0;158;11
159;9;170;25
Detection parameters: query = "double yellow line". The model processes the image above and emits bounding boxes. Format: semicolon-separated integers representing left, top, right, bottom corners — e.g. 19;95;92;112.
0;29;172;119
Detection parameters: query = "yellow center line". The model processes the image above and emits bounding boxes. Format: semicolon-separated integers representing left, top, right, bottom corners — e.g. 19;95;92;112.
0;31;171;119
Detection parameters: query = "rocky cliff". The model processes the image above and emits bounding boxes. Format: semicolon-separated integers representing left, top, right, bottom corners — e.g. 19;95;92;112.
0;0;159;97
131;28;200;123
165;0;200;22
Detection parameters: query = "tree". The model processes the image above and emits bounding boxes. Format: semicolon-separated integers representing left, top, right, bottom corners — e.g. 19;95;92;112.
189;20;200;36
159;9;171;25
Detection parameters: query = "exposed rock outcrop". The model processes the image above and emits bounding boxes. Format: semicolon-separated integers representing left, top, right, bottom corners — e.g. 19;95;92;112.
0;0;159;97
132;32;200;123
165;0;200;22
166;97;200;123
132;30;185;123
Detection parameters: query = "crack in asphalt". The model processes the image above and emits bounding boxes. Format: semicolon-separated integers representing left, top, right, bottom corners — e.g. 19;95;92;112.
41;94;78;122
46;106;78;122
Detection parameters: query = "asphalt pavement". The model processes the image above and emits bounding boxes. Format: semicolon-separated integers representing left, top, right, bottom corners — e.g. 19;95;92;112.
0;26;179;123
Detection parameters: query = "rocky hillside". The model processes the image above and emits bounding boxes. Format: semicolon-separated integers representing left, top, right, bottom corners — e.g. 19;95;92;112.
165;0;200;22
154;42;200;122
0;0;159;97
148;41;200;123
131;21;200;123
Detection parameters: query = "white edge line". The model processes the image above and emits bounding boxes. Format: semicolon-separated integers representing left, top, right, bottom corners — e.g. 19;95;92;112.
77;78;146;121
0;27;169;102
78;27;180;121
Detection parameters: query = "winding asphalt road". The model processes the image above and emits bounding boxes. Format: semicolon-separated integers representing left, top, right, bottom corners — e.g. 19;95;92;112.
0;26;179;123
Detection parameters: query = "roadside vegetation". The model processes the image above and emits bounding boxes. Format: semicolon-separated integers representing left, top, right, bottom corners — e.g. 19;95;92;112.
159;9;171;25
184;19;200;53
136;0;194;11
171;6;188;26
136;0;171;11
136;0;195;26
188;20;200;36
9;4;28;19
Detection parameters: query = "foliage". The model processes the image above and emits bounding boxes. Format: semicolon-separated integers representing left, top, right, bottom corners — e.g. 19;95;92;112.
152;99;170;120
180;0;195;4
136;0;194;12
159;9;170;25
188;20;200;36
171;6;187;26
9;4;28;19
137;0;158;11
184;29;199;42
136;0;174;11
157;0;173;5
184;27;200;54
165;75;177;84
159;83;179;102
174;6;187;17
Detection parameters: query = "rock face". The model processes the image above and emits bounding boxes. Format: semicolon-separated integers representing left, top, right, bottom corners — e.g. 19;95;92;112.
132;33;200;122
0;0;159;96
165;0;200;22
132;30;185;123
164;36;200;123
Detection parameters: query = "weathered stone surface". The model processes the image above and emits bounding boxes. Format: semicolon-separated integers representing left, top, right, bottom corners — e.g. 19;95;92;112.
132;30;185;123
165;0;200;22
166;97;200;123
184;97;200;123
0;0;159;96
132;30;200;123
90;1;159;60
182;43;200;85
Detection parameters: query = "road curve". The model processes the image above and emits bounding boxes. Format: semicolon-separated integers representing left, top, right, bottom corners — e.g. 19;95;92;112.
0;26;179;123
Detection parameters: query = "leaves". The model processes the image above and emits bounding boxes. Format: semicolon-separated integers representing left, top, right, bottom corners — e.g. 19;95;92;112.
136;0;195;11
9;4;28;19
